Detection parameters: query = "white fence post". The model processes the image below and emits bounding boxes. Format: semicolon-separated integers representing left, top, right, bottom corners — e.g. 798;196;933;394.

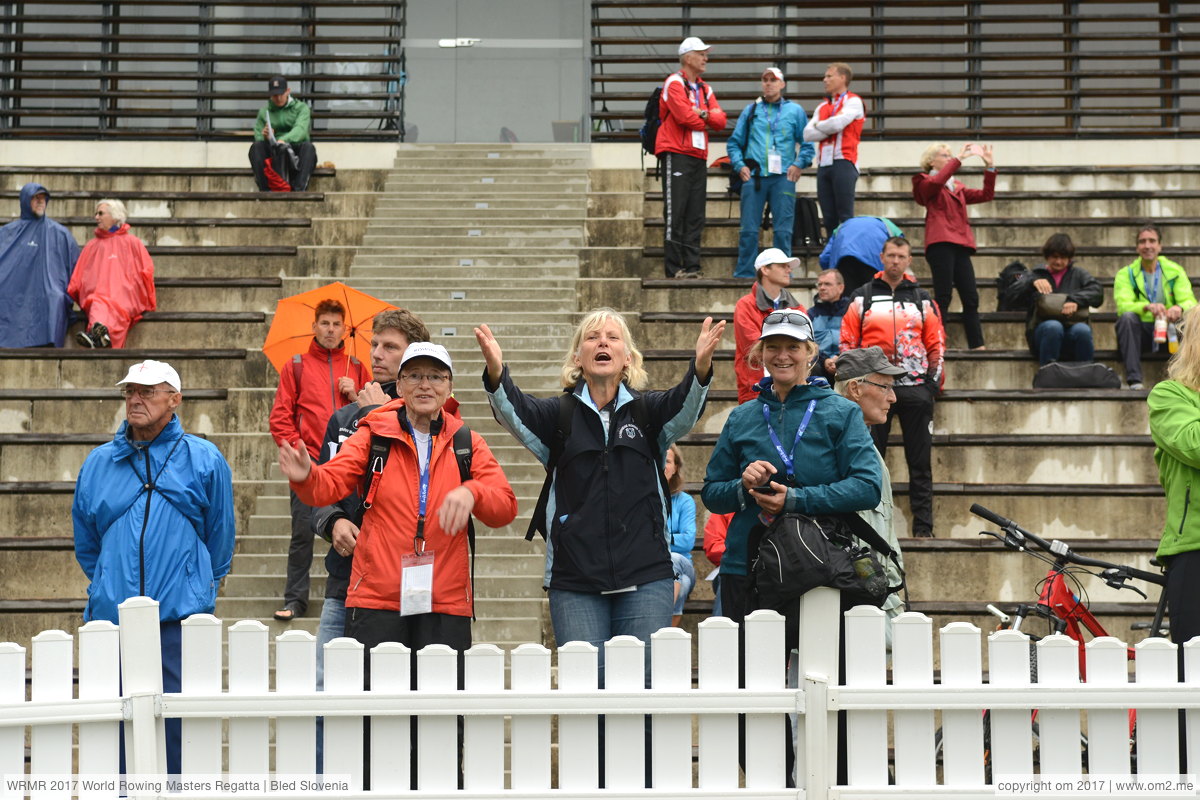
939;621;985;786
180;615;222;775
697;617;738;790
416;644;458;792
510;643;551;791
604;635;647;791
744;609;786;789
275;630;316;776
77;620;120;790
1185;638;1200;771
0;642;25;782
117;597;164;778
988;629;1035;779
368;642;409;792
1134;637;1179;775
795;587;840;798
651;627;692;790
843;606;887;787
30;629;73;791
556;642;598;791
323;638;365;791
226;620;269;775
1085;637;1131;776
462;644;505;792
1034;635;1082;775
891;612;935;786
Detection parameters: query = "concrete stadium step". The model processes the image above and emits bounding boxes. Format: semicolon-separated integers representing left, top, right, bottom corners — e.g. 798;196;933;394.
372;208;589;222
381;180;588;194
155;277;282;314
359;233;585;249
364;222;587;238
346;287;578;306
123;315;267;350
0;347;269;390
349;264;580;280
0;387;273;435
7;198;330;220
0;548;85;598
154;254;298;278
374;197;588;212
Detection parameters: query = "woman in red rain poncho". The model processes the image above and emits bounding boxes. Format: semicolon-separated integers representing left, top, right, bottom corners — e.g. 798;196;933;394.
68;198;156;348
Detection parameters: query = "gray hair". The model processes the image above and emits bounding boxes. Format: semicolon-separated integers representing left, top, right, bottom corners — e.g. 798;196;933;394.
97;198;127;225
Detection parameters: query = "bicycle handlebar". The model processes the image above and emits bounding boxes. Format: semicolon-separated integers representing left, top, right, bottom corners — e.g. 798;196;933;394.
970;503;1166;588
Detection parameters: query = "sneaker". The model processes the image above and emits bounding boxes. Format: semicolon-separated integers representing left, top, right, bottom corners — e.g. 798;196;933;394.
75;329;96;348
1128;381;1145;390
680;269;702;280
91;322;111;348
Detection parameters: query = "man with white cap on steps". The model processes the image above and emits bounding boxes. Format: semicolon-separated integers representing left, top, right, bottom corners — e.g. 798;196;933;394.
655;36;727;278
72;359;235;775
733;247;806;403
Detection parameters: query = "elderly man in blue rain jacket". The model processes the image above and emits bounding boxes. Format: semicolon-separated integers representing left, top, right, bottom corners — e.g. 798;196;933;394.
0;183;80;347
726;67;815;279
73;359;235;776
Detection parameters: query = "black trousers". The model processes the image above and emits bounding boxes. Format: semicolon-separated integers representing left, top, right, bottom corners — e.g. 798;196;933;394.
284;490;313;615
926;242;984;349
1165;550;1200;646
1115;312;1157;384
346;607;471;789
835;256;879;296
248;140;318;191
662;151;707;276
815;159;858;237
871;384;936;536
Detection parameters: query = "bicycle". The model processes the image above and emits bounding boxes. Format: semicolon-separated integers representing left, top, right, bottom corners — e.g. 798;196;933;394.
933;504;1168;774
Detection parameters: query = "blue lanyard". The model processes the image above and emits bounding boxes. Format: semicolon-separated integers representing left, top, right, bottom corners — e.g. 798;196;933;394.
412;429;434;551
762;399;817;482
763;102;782;151
1148;265;1162;304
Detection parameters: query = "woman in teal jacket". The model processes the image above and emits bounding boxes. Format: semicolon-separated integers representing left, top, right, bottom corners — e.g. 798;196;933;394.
702;309;882;622
1149;304;1200;644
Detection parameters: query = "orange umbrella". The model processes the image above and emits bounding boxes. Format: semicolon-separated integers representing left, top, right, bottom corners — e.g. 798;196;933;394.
263;281;397;373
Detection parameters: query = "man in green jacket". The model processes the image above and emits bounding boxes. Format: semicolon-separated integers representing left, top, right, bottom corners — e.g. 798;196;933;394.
249;76;318;192
1114;223;1197;389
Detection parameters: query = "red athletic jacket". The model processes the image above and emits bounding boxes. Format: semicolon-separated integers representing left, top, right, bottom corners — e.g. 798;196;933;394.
655;71;727;159
268;337;368;459
912;157;996;251
291;400;518;617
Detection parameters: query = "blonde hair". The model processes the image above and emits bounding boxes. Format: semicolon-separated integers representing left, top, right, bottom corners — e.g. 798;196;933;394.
745;337;819;377
560;307;648;390
96;198;127;225
1168;305;1200;391
919;142;951;172
666;444;684;494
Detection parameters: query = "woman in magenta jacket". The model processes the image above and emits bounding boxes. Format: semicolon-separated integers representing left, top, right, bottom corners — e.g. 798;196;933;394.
912;143;996;350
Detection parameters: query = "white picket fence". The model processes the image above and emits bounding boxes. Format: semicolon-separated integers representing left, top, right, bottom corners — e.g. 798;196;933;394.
1;589;1198;799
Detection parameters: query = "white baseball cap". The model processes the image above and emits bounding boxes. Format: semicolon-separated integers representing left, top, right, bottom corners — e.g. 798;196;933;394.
759;310;815;342
678;37;711;55
400;342;453;376
115;360;181;392
762;67;784;81
754;248;801;273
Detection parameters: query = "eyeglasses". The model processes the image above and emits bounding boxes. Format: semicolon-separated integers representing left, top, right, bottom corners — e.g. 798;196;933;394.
121;386;173;399
400;373;450;386
859;379;896;395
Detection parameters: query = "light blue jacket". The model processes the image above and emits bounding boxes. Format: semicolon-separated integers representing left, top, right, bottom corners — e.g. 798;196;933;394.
73;415;235;623
726;99;815;177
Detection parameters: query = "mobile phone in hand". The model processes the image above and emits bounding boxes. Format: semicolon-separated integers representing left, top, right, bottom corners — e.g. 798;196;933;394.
751;484;778;495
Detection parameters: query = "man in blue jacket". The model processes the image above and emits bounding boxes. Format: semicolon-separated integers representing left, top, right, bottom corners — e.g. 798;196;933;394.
726;67;815;278
73;359;235;775
0;183;80;347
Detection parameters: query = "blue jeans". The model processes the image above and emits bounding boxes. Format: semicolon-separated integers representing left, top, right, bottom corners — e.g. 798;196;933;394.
548;577;673;687
314;596;347;773
1034;319;1094;365
669;552;695;616
735;173;796;277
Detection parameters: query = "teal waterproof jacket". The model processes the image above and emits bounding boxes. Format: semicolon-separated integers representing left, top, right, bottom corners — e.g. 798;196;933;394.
701;379;882;577
1113;256;1197;322
72;415;235;623
1150;380;1200;559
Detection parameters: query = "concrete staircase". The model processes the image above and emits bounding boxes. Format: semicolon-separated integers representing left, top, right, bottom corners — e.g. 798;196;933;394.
236;144;590;648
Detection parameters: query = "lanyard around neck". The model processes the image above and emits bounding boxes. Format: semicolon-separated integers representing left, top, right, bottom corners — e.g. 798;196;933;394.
411;427;435;552
762;399;817;482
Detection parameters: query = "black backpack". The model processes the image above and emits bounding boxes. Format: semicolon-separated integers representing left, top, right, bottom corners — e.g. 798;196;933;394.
1032;361;1121;390
639;87;664;156
793;197;825;250
997;261;1031;311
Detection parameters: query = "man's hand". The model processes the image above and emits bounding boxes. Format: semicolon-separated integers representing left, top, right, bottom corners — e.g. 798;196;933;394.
1168;305;1184;322
1146;302;1168;319
337;376;357;401
752;481;789;516
786;165;803;182
357;382;389;408
1061;301;1078;317
438;485;476;535
277;440;312;483
741;459;777;492
332;518;359;557
739;166;752;183
1033;278;1053;295
823;356;837;375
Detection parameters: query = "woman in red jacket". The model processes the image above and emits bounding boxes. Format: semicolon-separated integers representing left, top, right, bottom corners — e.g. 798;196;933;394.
68;198;156;348
912;142;996;350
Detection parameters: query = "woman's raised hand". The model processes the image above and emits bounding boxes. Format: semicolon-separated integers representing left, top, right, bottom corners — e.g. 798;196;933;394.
694;316;727;379
277;440;312;483
980;143;994;167
474;324;504;386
